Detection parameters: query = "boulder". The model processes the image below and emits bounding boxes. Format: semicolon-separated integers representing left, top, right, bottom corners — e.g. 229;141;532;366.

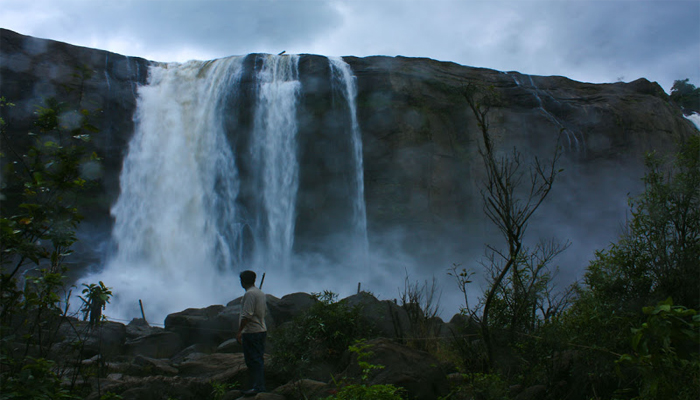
124;330;184;359
54;318;126;358
177;352;250;381
342;292;411;338
171;343;216;365
266;292;318;325
80;321;127;359
216;338;243;353
514;384;547;400
125;318;161;339
128;355;178;376
342;338;449;400
274;379;331;400
85;376;212;400
164;305;234;347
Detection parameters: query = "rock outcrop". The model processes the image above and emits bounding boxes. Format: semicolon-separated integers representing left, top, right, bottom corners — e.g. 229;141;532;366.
2;28;696;268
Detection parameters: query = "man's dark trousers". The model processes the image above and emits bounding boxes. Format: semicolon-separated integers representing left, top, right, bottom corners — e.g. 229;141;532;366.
242;331;267;392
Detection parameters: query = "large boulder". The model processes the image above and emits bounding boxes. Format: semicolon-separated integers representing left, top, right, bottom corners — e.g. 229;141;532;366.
266;292;318;325
274;379;331;400
125;318;161;339
84;376;212;400
342;292;411;338
177;352;250;381
341;338;449;400
164;305;234;347
57;319;126;359
124;331;184;359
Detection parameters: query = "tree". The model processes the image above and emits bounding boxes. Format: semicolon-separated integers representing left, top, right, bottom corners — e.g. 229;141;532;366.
585;135;700;311
1;83;106;397
558;136;700;399
458;85;570;370
670;78;700;115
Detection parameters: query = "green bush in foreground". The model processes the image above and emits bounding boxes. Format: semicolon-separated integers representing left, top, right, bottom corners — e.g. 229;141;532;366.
617;299;700;400
270;291;372;379
324;341;405;400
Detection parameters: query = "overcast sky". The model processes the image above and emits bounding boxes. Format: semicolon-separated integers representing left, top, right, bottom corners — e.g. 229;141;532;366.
1;0;698;92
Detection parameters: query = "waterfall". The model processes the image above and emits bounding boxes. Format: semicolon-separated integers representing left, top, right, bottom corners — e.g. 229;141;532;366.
80;54;369;323
685;112;700;131
329;57;369;267
512;73;584;154
251;55;301;270
81;57;245;322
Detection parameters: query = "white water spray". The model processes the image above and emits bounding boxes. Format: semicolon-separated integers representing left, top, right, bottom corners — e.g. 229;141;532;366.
251;55;301;270
685;112;700;131
81;58;245;323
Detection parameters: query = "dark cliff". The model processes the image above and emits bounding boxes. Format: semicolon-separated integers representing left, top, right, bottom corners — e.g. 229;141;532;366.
1;28;697;266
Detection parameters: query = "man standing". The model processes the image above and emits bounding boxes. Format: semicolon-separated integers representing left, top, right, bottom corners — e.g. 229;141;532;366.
236;270;267;396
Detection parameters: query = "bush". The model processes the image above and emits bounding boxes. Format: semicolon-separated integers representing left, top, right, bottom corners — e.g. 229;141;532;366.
270;291;373;380
617;299;700;400
323;341;405;400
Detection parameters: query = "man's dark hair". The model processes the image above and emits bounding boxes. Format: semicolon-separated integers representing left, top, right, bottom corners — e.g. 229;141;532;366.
240;270;256;286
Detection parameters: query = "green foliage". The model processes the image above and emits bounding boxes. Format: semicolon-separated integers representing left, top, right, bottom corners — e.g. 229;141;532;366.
670;78;700;114
552;137;700;399
1;88;108;399
78;281;112;326
617;299;700;400
270;291;373;379
398;272;443;352
1;96;102;282
0;357;78;400
585;136;700;311
210;381;239;400
324;383;405;400
323;341;405;400
466;373;510;400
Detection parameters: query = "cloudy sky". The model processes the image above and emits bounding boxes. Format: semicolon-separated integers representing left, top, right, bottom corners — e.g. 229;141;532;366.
1;0;698;92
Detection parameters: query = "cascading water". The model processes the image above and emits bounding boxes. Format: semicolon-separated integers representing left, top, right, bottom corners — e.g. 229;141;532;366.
80;57;246;322
80;54;369;324
250;55;301;270
512;73;584;154
329;57;369;267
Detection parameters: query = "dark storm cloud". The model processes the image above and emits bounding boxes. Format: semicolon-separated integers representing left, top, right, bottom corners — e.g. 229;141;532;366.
1;0;698;89
312;0;699;91
1;0;342;61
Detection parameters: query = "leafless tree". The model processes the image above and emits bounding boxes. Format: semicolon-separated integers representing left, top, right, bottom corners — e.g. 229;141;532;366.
462;84;568;368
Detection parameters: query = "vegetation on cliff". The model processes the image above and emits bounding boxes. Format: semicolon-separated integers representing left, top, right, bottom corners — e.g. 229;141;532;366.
670;79;700;115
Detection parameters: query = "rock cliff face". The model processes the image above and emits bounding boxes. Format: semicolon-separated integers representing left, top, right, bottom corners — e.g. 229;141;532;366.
1;28;696;268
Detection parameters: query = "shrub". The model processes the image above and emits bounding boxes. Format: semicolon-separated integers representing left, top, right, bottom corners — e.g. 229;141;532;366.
617;299;700;400
323;341;405;400
270;291;373;380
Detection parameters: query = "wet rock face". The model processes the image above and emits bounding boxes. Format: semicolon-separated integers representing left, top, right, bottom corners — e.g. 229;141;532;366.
0;28;150;211
1;28;697;266
343;55;696;234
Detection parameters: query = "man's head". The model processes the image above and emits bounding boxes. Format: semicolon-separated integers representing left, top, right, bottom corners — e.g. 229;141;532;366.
239;270;256;289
